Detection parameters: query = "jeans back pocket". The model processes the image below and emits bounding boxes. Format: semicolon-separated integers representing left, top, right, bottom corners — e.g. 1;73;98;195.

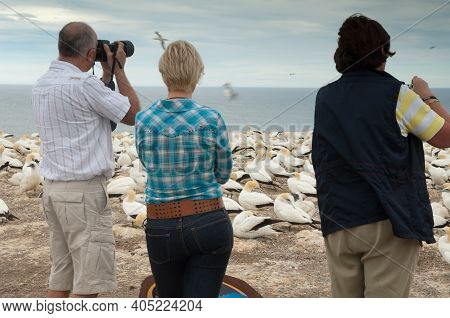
191;214;233;255
145;231;171;264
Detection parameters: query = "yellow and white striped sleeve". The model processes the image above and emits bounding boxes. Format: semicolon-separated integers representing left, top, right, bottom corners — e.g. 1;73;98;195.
396;84;445;141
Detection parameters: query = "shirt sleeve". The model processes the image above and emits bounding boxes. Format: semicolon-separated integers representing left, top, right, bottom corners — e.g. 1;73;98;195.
135;118;146;169
214;114;233;184
396;84;445;141
82;76;131;123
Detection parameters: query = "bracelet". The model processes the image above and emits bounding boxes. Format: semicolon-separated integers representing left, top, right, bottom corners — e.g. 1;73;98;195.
422;95;437;102
427;98;440;105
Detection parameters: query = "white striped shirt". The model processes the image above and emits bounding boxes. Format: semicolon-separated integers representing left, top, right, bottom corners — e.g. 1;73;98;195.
32;60;130;181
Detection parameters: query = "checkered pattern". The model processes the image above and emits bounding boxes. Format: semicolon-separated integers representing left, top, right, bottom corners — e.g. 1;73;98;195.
135;99;232;204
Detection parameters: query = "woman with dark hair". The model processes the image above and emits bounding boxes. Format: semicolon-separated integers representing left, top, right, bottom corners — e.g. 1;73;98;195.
312;14;450;297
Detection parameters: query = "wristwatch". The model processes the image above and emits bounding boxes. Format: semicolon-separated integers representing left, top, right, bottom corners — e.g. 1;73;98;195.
422;95;439;105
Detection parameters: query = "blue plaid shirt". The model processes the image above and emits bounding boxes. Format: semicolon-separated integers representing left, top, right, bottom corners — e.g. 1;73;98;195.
135;98;232;204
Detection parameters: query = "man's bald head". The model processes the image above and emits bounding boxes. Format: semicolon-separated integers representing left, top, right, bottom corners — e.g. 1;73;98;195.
58;22;97;58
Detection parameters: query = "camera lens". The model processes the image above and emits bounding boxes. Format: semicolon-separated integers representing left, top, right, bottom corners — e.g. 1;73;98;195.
95;40;134;62
122;41;135;58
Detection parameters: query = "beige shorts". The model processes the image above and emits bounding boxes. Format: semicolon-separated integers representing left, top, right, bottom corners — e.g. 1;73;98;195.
42;176;116;295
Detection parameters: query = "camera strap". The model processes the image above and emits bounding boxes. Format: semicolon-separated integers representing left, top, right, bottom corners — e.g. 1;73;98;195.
107;44;124;90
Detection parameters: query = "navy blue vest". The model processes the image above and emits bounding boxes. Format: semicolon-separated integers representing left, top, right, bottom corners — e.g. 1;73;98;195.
312;69;435;243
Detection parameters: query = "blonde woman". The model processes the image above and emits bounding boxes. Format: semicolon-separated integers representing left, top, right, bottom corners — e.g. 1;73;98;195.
135;41;233;297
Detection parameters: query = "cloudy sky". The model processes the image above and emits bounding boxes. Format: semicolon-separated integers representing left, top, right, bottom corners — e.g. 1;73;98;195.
0;0;449;87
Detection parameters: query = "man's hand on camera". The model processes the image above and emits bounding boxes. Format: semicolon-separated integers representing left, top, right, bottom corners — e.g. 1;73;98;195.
114;41;127;72
100;42;127;84
100;44;113;84
412;76;433;100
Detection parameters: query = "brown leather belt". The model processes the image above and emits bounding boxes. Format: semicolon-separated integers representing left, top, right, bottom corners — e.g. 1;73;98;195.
147;198;224;220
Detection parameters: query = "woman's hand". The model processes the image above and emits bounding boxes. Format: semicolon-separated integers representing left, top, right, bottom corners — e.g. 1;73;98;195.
411;76;434;100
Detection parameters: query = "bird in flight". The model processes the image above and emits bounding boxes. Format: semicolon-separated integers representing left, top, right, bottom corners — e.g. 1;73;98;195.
429;46;436;50
223;83;238;101
154;31;168;50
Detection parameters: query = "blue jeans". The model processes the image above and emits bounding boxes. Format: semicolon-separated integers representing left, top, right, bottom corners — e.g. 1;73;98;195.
145;208;234;298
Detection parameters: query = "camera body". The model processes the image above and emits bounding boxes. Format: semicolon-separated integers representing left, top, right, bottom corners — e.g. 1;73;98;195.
95;40;134;62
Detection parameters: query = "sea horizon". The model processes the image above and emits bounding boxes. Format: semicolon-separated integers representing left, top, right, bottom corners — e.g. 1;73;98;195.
1;84;449;136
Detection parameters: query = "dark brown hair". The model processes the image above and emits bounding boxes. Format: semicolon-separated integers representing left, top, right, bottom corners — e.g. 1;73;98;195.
334;14;395;73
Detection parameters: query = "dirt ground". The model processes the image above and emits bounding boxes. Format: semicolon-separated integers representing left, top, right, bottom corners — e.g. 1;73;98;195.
0;172;449;298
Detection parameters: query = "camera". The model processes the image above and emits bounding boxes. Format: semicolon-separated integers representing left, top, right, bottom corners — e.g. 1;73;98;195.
95;40;134;62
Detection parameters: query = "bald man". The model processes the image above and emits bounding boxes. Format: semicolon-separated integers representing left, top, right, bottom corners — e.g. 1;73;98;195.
32;22;140;298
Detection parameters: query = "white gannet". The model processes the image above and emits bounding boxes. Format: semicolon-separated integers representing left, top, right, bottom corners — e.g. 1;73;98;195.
292;139;312;157
433;214;449;228
443;183;450;210
438;227;450;264
0;130;13;138
154;31;169;50
134;211;148;228
117;151;132;168
129;159;147;189
0;145;23;168
233;170;250;183
274;193;313;224
0;137;13;148
0;198;18;223
426;163;447;186
299;171;316;187
2;147;18;159
125;143;138;161
431;202;449;219
107;176;136;197
112;138;123;153
122;189;146;222
238;180;274;210
244;151;279;188
287;172;317;195
293;197;317;217
264;151;292;179
223;197;244;214
135;193;146;205
432;158;450;168
221;172;243;196
304;158;315;176
232;210;278;239
13;137;31;155
20;155;41;193
275;148;302;171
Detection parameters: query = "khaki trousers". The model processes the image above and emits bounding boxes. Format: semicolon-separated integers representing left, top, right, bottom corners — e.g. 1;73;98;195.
324;219;420;298
42;176;116;294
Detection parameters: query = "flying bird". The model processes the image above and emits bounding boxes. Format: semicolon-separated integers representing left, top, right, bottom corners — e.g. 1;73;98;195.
429;46;436;50
154;31;168;50
223;83;238;101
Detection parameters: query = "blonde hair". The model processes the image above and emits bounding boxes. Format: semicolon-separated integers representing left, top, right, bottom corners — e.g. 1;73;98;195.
159;40;204;92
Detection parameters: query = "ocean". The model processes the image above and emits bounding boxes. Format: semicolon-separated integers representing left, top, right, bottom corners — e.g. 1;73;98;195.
1;85;449;136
